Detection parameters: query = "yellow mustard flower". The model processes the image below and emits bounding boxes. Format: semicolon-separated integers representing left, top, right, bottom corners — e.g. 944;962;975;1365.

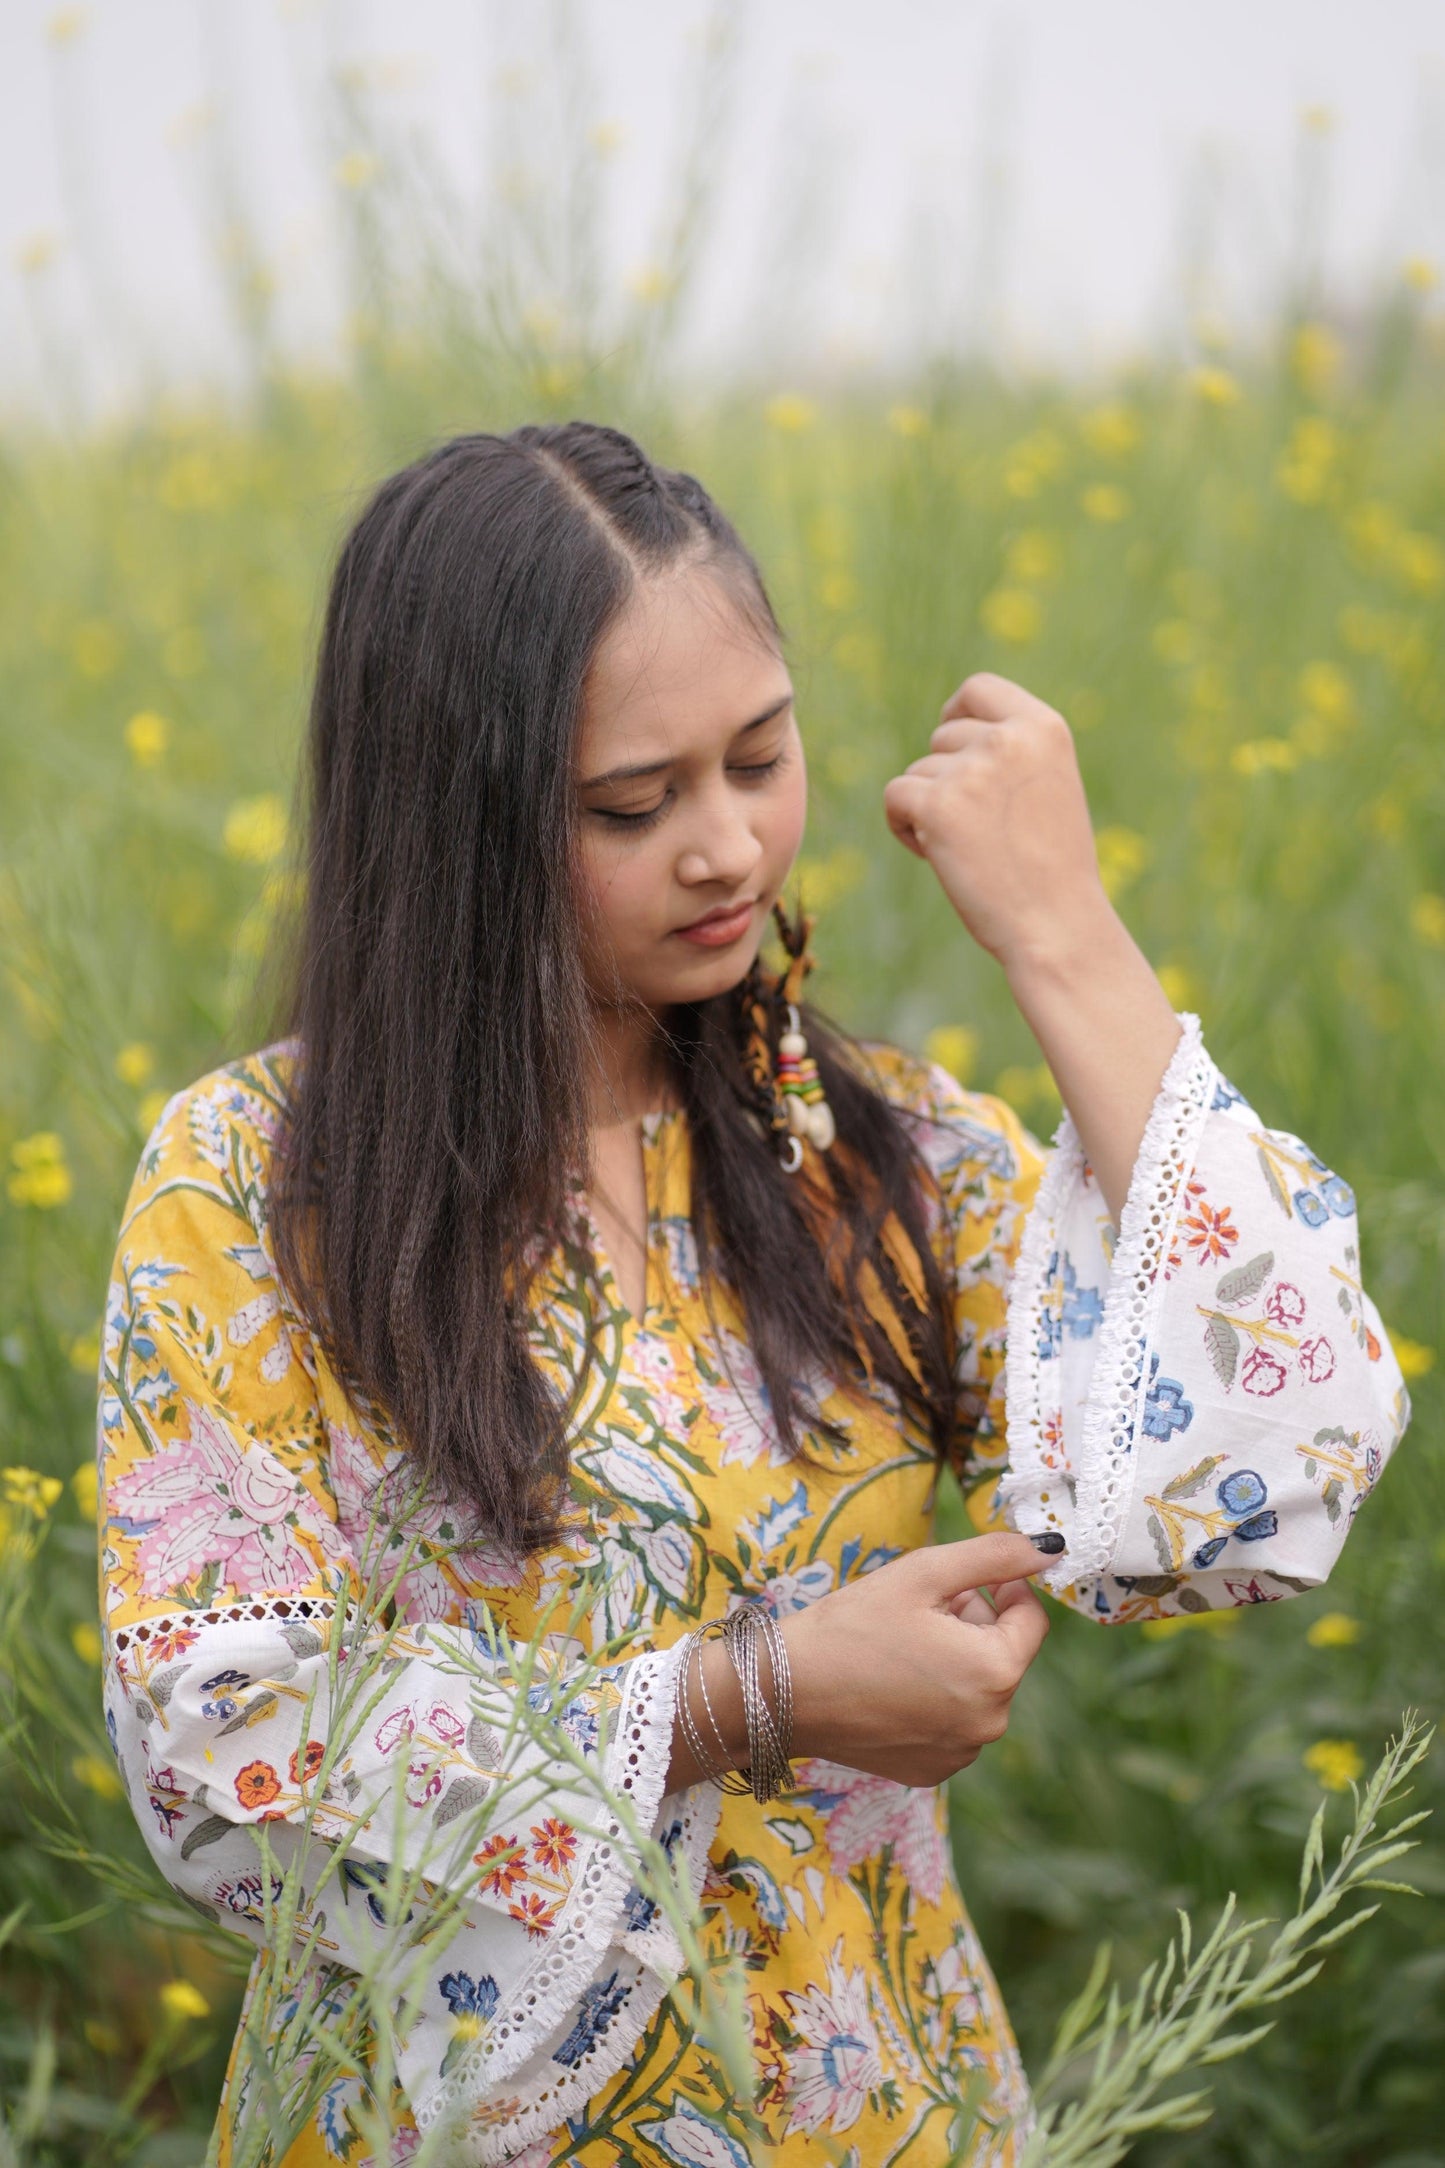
72;1462;99;1519
222;793;288;865
979;586;1042;644
114;1041;155;1088
46;8;89;44
588;119;626;158
137;1088;173;1134
793;847;866;914
16;232;59;275
1290;321;1341;397
1081;483;1130;523
1155;962;1200;1011
763;394;818;433
1094;825;1149;899
8;1133;72;1210
123;711;169;767
923;1025;979;1086
1306;1611;1360;1649
886;404;929;437
72;1752;123;1799
994;1064;1061;1114
68;1330;101;1374
1303;1739;1363;1791
1190;365;1241;406
1230;738;1300;778
1410;895;1445;949
3;1467;64;1515
1299;661;1352;717
71;1621;102;1665
159;1979;211;2022
1079;402;1139;456
1004;530;1061;584
1394;532;1445;594
1301;105;1335;134
1403;256;1438;292
819;569;859;612
1387;1330;1436;1379
1276;416;1340;503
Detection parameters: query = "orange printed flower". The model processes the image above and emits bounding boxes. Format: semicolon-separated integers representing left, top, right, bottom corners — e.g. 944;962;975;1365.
530;1817;577;1875
509;1891;560;1940
474;1832;527;1899
235;1760;282;1810
147;1627;201;1664
1181;1191;1239;1264
288;1738;326;1786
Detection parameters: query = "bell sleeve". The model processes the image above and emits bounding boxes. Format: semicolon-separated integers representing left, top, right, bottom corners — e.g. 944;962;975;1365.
905;1011;1411;1624
96;1061;721;2160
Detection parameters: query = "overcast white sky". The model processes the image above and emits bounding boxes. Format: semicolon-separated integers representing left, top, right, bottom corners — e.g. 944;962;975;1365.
3;0;1444;428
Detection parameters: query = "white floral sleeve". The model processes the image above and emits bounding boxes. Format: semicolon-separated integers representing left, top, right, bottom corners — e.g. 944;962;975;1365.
996;1011;1411;1620
97;1062;721;2159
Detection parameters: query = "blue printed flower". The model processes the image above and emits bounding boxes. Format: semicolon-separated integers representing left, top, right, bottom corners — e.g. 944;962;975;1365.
1293;1189;1330;1227
1211;1076;1247;1112
1061;1257;1105;1341
1216;1470;1267;1516
553;1969;629;2069
622;1882;659;1935
1036;1307;1063;1362
439;1969;499;2020
1234;1509;1279;1541
1143;1352;1194;1441
1322;1175;1356;1218
1192;1536;1228;1569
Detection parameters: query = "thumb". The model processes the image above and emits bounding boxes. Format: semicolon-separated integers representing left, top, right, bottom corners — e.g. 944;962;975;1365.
913;1532;1049;1603
882;774;931;858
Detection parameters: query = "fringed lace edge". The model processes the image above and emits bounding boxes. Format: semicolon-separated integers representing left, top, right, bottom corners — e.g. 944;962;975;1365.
413;1634;705;2137
1065;1014;1217;1587
1000;1014;1217;1595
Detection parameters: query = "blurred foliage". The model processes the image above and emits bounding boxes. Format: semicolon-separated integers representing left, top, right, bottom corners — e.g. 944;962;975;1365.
3;9;1444;2159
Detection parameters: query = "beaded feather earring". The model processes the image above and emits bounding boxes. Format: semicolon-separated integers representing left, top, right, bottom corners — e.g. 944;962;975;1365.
740;898;837;1173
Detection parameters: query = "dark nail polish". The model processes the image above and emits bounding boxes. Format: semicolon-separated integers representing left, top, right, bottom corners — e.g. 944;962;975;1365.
1029;1532;1066;1555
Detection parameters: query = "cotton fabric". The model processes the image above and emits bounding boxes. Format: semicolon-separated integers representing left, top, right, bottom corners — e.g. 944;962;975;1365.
96;1012;1408;2164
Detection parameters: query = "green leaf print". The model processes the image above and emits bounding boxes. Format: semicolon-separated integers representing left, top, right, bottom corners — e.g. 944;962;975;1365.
1216;1251;1274;1305
1161;1455;1227;1502
1204;1311;1240;1389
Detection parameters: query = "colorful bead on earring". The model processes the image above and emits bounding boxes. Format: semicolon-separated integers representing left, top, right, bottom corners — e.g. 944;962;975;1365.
777;1002;836;1153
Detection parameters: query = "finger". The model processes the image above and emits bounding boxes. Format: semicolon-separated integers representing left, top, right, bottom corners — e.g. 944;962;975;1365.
917;1532;1047;1600
946;1589;997;1626
881;774;930;857
900;753;951;781
989;1581;1051;1669
940;671;1056;728
929;718;994;755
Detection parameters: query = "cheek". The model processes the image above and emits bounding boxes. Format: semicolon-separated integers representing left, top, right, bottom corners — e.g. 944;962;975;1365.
576;833;663;964
767;756;809;873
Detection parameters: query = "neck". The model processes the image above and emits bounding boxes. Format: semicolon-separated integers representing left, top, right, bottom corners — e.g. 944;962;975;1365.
584;998;675;1130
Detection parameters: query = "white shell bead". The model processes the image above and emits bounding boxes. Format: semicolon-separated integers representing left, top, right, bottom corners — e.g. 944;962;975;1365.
778;1031;807;1059
807;1102;836;1150
785;1095;811;1136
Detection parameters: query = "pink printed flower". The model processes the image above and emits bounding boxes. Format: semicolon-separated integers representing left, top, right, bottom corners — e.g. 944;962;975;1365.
1298;1334;1336;1383
109;1402;332;1601
792;1756;948;1904
374;1705;417;1756
1241;1347;1288;1398
1264;1282;1306;1329
427;1703;466;1747
698;1332;788;1470
778;1935;886;2136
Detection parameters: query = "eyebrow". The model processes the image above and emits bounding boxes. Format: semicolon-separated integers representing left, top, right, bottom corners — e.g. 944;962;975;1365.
578;694;793;791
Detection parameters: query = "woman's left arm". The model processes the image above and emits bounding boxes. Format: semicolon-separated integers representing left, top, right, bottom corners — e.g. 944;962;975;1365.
885;670;1412;1622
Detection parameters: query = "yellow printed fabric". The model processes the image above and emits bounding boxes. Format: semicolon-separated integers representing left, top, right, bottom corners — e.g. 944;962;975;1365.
95;1016;1408;2165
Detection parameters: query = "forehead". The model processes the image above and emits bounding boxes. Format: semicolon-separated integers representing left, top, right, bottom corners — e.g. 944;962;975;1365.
578;565;789;768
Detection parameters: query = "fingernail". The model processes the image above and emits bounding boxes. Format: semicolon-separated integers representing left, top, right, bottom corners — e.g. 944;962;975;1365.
1029;1532;1066;1555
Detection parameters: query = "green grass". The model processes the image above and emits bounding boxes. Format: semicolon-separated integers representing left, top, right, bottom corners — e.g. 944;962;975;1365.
2;81;1444;2161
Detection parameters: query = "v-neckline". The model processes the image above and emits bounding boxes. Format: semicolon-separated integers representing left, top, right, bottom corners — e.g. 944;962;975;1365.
577;1106;680;1333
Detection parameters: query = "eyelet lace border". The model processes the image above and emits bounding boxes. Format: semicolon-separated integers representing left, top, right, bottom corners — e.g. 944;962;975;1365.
413;1633;719;2139
1000;1013;1218;1594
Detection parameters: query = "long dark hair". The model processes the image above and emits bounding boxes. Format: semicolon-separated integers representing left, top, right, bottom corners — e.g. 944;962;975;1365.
265;421;956;1561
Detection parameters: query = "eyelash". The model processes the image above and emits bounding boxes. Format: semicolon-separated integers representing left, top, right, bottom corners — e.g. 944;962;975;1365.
595;752;788;832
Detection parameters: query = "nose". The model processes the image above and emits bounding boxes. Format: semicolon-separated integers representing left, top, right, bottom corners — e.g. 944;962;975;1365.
674;782;765;890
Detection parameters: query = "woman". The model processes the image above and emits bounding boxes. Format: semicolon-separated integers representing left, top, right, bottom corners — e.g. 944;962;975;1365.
97;421;1409;2165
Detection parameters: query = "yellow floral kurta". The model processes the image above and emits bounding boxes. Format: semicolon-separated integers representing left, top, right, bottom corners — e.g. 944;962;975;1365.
96;1017;1408;2166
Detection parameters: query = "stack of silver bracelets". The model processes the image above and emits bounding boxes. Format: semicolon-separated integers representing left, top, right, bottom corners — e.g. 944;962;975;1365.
675;1604;795;1804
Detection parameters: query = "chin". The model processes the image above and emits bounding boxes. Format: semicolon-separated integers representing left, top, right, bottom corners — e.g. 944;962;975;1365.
642;940;760;1011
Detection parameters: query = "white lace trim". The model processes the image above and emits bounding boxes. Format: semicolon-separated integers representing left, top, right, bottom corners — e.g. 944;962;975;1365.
1001;1014;1218;1593
110;1594;338;1652
412;1634;702;2138
460;1775;726;2165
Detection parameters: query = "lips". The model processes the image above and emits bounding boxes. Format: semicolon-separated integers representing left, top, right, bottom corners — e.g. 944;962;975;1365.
672;899;758;947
